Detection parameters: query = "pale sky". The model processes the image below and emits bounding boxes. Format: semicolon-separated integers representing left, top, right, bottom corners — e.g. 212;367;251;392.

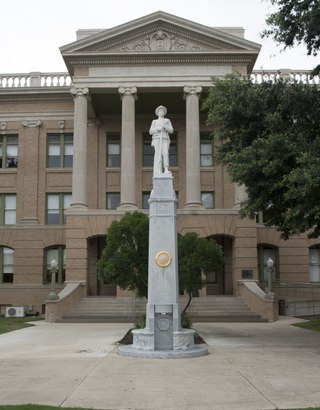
1;0;318;74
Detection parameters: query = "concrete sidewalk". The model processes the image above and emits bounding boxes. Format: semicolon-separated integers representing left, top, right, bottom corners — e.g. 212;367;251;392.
0;317;320;410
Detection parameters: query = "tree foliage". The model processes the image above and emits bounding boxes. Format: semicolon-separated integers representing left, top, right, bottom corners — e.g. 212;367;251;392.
97;212;223;303
203;74;320;239
178;232;223;313
97;212;149;298
262;0;320;74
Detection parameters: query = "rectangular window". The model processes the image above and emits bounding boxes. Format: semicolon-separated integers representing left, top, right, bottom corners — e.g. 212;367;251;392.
0;135;18;168
0;194;16;225
143;132;178;167
106;192;120;209
201;192;215;209
46;193;72;224
107;133;121;167
200;133;213;167
47;134;73;168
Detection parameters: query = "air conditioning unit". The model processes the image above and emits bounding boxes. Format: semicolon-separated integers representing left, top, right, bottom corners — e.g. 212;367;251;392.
5;306;25;318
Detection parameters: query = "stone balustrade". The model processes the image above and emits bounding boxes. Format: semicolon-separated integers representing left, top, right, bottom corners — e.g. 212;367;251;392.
0;70;319;89
251;69;319;84
0;72;72;88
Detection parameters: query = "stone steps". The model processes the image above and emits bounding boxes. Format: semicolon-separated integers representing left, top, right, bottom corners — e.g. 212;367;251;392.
59;296;267;323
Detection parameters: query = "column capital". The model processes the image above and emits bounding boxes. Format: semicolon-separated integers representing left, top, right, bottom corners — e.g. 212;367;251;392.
70;87;89;98
183;85;202;97
119;86;137;99
22;120;42;128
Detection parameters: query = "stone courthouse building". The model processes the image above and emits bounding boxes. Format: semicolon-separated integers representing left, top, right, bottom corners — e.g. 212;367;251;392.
0;11;319;321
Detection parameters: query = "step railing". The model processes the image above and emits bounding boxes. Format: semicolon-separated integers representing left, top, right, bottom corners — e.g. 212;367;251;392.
261;280;320;300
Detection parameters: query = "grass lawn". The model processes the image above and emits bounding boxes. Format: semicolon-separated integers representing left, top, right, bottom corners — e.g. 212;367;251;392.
0;316;44;335
293;318;320;332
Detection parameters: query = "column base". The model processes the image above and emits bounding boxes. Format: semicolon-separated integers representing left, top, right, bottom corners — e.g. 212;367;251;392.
184;201;204;210
117;203;138;210
69;203;88;210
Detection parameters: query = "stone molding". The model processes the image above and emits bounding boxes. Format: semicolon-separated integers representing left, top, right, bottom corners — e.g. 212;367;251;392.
22;120;42;128
68;56;252;67
0;94;73;103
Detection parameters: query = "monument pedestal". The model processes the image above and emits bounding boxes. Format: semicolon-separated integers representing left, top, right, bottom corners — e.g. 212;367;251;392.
118;175;208;358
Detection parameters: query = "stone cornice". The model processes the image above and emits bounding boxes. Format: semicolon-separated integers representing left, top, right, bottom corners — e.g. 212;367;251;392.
67;53;254;67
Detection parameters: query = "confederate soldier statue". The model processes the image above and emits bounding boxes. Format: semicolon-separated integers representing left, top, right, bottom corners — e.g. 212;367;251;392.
149;105;174;176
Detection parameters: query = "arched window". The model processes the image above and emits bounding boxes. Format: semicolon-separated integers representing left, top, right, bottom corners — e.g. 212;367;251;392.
44;246;66;284
0;247;14;283
309;246;320;283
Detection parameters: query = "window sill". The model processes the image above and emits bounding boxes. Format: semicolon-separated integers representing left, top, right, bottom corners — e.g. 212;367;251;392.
46;168;72;172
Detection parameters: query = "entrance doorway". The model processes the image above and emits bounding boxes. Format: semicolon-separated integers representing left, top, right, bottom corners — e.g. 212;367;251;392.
87;236;116;296
206;236;233;295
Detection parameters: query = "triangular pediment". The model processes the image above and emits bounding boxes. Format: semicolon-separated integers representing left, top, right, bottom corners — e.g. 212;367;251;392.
61;11;260;55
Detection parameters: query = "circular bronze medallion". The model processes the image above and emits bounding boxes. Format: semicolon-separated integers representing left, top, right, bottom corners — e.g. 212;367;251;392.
155;251;172;268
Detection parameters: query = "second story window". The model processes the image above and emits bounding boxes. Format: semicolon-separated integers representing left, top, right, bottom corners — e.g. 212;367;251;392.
46;193;72;224
107;133;121;167
200;133;213;167
0;194;16;225
0;135;18;168
47;134;73;168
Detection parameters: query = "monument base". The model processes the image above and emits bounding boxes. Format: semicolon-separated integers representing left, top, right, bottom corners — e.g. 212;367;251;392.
118;344;208;359
118;327;208;359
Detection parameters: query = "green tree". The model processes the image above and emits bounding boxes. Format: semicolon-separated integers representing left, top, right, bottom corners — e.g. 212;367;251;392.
97;212;149;298
203;73;320;239
178;232;223;313
262;0;320;75
97;212;223;304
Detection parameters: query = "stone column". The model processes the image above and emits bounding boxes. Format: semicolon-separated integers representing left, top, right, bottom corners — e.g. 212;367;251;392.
21;120;42;224
118;86;137;209
184;86;203;208
70;87;89;209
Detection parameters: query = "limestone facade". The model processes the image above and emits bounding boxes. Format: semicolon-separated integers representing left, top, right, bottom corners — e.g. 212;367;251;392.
0;12;319;316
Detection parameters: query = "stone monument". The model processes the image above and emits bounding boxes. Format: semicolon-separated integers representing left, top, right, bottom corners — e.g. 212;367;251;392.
118;107;208;358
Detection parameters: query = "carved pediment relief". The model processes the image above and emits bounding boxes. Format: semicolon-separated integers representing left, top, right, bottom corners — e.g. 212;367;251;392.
79;23;239;54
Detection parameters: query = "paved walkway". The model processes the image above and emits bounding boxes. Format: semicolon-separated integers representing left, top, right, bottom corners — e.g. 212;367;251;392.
0;317;320;410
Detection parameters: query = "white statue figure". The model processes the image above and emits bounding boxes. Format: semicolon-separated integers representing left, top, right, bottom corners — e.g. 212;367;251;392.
149;105;174;176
